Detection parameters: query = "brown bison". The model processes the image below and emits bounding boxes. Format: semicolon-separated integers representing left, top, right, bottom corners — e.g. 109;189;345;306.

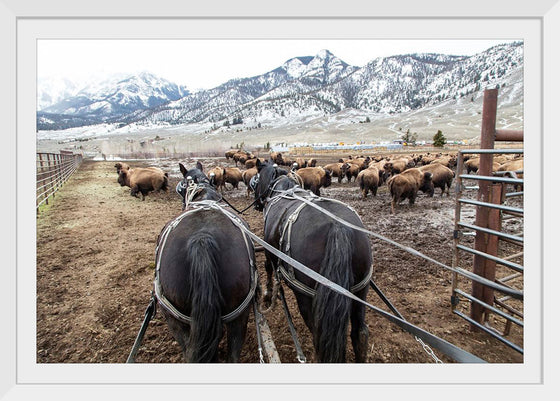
497;158;524;191
295;167;332;196
269;152;284;165
387;168;434;214
232;151;255;166
384;158;415;177
418;163;455;196
493;155;510;164
370;159;389;184
208;166;226;191
356;166;380;198
281;156;293;167
293;157;307;170
307;158;317;167
323;162;344;183
347;156;371;170
340;162;360;182
225;149;238;160
417;153;440;166
242;167;258;197
223;167;243;189
464;157;501;174
498;158;524;176
245;158;266;169
114;162;130;174
431;154;457;168
118;166;169;200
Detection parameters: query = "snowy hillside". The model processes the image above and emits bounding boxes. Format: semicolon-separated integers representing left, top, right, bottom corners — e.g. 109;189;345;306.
38;72;190;130
36;42;523;137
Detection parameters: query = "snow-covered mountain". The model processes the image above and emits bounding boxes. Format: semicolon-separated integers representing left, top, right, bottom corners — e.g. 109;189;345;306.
38;72;189;130
37;42;523;132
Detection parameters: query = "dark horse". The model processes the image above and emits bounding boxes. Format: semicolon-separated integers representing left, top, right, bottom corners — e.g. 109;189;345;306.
154;161;257;362
254;160;372;362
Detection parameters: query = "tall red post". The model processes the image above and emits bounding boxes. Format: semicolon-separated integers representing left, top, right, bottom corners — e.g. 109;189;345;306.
470;88;498;328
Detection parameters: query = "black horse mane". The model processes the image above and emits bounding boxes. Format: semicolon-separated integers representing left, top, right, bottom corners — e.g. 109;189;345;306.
254;162;296;210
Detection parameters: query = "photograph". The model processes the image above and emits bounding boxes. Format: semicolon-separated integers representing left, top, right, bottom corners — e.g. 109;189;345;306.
34;38;525;366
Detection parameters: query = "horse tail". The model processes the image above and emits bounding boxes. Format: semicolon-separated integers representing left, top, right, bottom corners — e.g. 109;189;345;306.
184;232;223;362
312;223;353;362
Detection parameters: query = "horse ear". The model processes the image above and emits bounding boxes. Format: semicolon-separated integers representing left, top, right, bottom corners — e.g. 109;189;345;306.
256;158;262;168
179;163;187;177
196;161;203;172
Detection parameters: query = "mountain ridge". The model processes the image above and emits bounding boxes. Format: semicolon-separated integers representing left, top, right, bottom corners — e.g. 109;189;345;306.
37;42;523;132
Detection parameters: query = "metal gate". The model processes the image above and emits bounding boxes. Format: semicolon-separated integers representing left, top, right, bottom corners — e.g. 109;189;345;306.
451;89;524;354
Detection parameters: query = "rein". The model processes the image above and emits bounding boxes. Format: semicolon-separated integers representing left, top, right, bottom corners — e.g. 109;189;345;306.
286;190;522;301
224;212;486;363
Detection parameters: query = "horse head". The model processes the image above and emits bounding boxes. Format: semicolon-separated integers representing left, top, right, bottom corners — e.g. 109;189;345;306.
253;159;279;211
253;159;297;211
177;162;221;210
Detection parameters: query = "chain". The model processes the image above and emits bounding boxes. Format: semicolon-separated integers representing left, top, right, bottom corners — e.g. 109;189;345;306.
415;336;443;363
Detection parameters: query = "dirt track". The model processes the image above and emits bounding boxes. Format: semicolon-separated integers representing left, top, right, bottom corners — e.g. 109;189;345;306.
36;157;523;364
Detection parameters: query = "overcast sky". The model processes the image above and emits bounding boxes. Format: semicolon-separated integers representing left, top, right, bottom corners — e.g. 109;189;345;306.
38;39;518;90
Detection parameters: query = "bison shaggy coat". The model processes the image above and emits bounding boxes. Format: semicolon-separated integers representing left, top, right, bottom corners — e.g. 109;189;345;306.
418;163;455;196
208;166;226;191
356;166;380;198
223;167;243;189
118;166;169;200
387;168;433;214
323;162;344;183
242;167;258;197
464;157;501;174
295;167;332;196
340;162;360;182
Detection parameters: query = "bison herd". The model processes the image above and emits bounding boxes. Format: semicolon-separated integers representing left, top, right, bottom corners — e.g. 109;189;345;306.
114;148;523;214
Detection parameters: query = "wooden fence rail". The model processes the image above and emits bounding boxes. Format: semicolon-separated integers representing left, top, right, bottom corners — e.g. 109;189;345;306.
36;151;83;212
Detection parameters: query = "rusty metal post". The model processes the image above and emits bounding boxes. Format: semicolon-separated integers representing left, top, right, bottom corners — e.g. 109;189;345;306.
470;88;498;327
495;129;524;142
480;183;505;326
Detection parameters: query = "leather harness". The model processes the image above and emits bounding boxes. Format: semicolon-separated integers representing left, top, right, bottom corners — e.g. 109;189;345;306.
153;199;258;324
264;185;373;297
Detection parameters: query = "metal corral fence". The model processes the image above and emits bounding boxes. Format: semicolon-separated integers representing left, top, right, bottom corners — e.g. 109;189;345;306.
451;88;524;354
36;150;83;212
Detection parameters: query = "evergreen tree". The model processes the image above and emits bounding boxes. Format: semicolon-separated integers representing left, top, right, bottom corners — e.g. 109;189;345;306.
433;130;446;147
401;129;417;145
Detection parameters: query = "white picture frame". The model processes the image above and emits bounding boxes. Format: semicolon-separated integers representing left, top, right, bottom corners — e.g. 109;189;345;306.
3;0;558;398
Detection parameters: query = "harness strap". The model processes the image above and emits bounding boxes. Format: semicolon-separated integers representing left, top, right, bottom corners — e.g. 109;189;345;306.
154;270;258;324
235;224;487;363
273;191;372;297
154;200;258;324
288;192;523;301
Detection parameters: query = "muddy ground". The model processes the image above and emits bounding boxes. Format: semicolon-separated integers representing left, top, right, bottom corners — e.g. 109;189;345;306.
36;156;523;364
